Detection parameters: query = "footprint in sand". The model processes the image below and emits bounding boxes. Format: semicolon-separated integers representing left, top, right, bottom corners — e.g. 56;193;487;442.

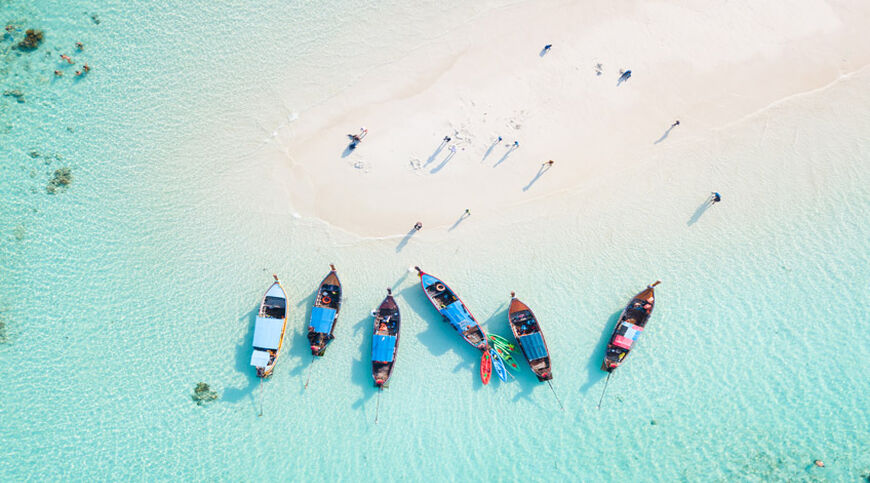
352;160;370;173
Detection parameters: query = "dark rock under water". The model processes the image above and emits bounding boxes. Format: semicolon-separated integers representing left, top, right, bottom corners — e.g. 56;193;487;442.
16;29;43;51
46;167;72;194
192;382;218;405
3;90;25;103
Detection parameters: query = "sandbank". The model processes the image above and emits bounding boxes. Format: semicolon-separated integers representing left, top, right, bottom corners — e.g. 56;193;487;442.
259;0;870;236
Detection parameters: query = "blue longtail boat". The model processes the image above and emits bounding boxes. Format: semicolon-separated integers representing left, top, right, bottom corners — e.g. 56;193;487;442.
508;292;552;381
250;275;288;378
415;267;488;351
308;264;342;356
371;288;400;387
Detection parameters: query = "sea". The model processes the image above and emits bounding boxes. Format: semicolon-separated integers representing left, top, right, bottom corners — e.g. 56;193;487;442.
1;1;868;481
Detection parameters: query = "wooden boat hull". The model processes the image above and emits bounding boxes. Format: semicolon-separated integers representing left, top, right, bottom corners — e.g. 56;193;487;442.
372;291;401;387
416;267;487;351
601;281;660;372
508;294;552;381
251;276;288;378
308;265;342;356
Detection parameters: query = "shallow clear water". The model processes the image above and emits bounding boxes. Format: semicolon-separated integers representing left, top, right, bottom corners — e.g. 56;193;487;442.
1;1;868;481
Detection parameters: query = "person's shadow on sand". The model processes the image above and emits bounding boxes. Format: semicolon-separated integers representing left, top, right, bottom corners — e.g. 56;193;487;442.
687;198;714;226
448;212;470;231
482;139;500;161
424;142;447;167
395;228;418;252
654;125;676;144
493;146;517;167
523;164;551;191
430;150;456;173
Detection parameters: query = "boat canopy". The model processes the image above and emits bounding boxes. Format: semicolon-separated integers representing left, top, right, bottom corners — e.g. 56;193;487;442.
250;349;271;367
372;334;397;362
309;306;336;333
519;332;548;360
613;321;643;350
441;301;475;331
252;316;284;350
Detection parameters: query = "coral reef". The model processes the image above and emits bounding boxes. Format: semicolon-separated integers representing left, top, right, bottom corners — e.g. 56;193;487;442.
3;90;25;103
192;382;219;405
16;29;43;51
46;167;72;194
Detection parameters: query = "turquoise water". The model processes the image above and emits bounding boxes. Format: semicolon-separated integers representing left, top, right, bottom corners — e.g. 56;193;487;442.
2;1;869;481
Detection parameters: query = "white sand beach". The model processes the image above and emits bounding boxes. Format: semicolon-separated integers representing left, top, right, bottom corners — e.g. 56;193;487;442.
248;0;870;237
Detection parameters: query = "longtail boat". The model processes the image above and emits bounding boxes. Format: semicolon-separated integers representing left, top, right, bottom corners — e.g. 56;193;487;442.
415;266;487;350
250;275;288;377
308;264;342;356
372;288;400;388
602;281;660;372
508;292;553;381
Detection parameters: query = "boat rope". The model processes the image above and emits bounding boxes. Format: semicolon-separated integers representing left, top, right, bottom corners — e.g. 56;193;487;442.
304;355;315;389
375;387;382;424
258;377;264;417
596;372;613;410
547;380;565;411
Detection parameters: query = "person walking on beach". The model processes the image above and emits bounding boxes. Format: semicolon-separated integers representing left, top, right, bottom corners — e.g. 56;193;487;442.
710;192;721;203
542;44;552;54
347;127;368;148
413;222;422;231
463;209;471;217
544;160;554;167
671;120;680;128
443;135;451;143
512;141;519;148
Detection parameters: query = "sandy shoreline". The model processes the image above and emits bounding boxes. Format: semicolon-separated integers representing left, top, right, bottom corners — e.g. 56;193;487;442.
252;0;870;236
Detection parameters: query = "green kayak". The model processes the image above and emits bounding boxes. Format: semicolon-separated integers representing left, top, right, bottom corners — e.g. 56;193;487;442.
488;334;517;353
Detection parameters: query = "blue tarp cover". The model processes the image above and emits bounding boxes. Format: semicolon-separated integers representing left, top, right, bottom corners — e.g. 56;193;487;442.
309;306;336;333
520;332;548;360
372;335;397;362
250;349;271;367
441;301;475;331
252;316;284;350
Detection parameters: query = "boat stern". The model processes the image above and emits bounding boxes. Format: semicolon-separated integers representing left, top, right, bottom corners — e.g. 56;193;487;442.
601;359;620;372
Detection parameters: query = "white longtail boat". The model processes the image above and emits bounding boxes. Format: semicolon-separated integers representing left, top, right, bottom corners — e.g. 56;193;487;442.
250;275;288;377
